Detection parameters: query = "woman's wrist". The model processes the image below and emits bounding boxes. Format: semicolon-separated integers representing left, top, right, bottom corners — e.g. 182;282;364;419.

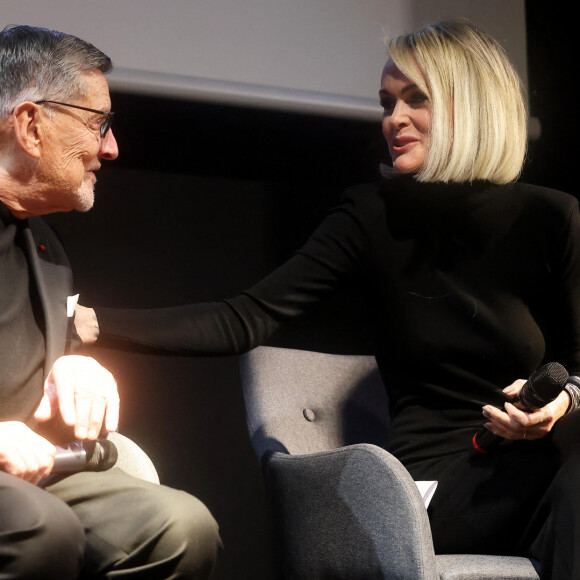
564;376;580;413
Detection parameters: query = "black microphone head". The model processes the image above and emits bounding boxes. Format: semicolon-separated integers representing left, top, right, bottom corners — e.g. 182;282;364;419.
84;439;118;471
519;362;569;410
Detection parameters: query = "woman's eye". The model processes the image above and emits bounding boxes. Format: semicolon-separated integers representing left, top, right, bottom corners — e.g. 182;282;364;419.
379;93;428;112
380;99;395;112
408;92;428;105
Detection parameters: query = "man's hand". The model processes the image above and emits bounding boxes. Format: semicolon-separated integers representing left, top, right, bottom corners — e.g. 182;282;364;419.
74;304;99;345
34;355;119;440
482;378;571;441
0;422;56;483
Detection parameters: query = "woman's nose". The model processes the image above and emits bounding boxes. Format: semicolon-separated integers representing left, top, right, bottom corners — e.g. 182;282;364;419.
390;101;409;127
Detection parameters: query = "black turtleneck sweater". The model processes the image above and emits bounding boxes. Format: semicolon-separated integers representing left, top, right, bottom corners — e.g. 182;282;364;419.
95;177;580;466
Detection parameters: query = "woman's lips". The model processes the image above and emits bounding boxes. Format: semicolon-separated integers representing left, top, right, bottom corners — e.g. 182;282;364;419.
392;135;419;152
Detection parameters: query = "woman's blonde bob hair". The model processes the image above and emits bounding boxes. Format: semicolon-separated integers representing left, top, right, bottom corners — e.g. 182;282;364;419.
384;20;527;184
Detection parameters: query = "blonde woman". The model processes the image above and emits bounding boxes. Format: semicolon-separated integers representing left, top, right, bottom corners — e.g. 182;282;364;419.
80;21;580;578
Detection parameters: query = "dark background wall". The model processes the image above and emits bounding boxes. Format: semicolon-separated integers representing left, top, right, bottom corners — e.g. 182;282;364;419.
45;4;574;578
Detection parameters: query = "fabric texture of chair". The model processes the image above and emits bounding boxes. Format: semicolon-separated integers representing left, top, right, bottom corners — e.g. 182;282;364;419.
107;431;160;484
239;346;540;580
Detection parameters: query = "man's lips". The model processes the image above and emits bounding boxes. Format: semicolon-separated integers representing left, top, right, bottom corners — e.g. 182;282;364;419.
85;165;101;178
85;170;98;183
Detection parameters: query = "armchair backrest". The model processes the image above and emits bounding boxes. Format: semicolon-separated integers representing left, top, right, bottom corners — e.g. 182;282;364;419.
240;346;390;460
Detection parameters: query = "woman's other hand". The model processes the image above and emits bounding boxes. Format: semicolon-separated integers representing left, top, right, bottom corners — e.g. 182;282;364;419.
74;305;99;345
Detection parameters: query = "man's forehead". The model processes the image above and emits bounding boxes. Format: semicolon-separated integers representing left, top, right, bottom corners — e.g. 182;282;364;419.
77;69;111;108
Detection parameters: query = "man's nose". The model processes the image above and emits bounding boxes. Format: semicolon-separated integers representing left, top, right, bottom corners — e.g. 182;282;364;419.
99;129;119;161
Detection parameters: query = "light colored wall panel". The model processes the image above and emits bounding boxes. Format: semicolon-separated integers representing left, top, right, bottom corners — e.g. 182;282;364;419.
3;1;527;120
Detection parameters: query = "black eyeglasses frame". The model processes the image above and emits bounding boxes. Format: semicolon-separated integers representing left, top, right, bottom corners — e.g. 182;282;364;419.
34;100;114;138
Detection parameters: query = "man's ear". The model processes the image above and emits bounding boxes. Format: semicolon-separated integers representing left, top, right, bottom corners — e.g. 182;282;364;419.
11;102;43;159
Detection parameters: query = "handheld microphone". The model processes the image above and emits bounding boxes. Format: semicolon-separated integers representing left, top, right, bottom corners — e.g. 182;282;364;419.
52;438;118;473
472;362;569;454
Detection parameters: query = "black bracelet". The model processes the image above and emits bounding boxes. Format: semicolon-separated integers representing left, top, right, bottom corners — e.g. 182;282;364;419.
564;375;580;413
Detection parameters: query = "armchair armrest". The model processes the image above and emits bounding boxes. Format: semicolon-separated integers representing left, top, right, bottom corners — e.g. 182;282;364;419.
107;432;160;484
264;443;438;580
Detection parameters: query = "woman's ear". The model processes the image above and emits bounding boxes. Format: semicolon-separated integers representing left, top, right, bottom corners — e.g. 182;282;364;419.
11;102;43;159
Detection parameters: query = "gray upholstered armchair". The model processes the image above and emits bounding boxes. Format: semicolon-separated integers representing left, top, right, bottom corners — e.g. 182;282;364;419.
239;346;540;580
107;431;159;484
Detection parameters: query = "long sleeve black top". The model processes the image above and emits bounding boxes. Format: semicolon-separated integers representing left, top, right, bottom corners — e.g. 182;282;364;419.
96;176;580;465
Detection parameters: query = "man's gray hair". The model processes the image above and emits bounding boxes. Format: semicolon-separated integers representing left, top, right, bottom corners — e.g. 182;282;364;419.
0;25;112;119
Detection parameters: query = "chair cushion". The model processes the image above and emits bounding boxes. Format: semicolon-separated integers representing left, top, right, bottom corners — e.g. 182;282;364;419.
436;554;540;579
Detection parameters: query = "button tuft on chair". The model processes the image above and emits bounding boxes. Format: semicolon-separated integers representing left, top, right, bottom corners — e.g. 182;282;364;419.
303;408;316;422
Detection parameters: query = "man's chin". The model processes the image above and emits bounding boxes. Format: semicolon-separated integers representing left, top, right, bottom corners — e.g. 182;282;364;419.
75;186;95;213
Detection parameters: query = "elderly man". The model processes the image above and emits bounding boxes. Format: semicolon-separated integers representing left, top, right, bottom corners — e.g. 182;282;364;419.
0;25;220;579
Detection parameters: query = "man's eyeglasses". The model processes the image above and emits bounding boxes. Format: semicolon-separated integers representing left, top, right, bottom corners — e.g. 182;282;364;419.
34;100;114;138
